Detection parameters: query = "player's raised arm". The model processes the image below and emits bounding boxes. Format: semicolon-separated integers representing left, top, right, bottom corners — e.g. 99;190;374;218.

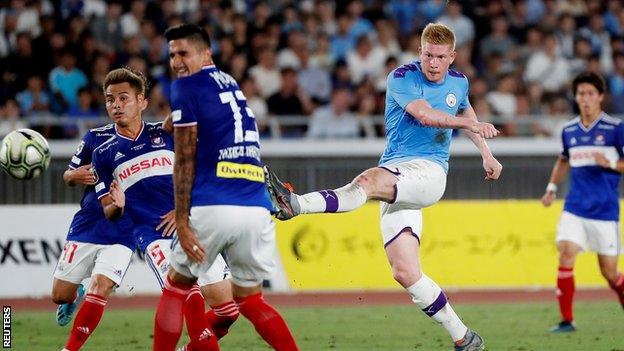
405;99;498;138
456;103;502;180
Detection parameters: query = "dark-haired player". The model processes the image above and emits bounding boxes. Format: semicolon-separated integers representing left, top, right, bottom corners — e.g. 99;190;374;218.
152;24;299;351
542;71;624;332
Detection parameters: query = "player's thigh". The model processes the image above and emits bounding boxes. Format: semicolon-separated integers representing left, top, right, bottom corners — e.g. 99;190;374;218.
92;244;133;287
391;159;447;207
222;207;276;288
354;167;398;202
53;241;99;285
171;207;231;281
556;211;589;255
585;219;620;256
380;203;423;248
145;238;174;289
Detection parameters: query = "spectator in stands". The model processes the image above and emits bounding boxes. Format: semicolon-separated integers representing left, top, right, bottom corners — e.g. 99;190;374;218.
331;12;357;61
15;75;50;116
579;13;614;74
399;32;420;64
89;1;123;54
556;13;577;60
525;31;571;94
310;33;335;70
49;49;88;112
437;0;475;49
608;51;624;113
277;30;306;69
308;87;359;139
375;56;398;92
2;32;41;95
298;46;332;104
120;0;146;38
373;18;401;59
0;99;26;138
331;59;353;90
486;73;519;135
267;67;314;136
346;35;386;85
479;15;517;62
249;46;281;98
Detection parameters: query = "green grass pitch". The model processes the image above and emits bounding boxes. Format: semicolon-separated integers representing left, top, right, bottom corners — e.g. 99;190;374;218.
12;301;624;350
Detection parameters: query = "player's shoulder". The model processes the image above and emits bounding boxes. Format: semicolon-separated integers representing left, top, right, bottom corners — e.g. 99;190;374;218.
93;135;119;158
598;113;622;127
448;68;467;80
562;117;580;133
390;61;421;80
88;123;116;137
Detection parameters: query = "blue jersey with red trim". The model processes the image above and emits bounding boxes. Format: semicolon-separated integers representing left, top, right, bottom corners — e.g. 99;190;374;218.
92;122;174;252
170;65;272;210
560;113;624;220
66;124;134;249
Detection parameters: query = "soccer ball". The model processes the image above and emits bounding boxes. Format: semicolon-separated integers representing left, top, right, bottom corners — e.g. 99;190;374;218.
0;129;51;180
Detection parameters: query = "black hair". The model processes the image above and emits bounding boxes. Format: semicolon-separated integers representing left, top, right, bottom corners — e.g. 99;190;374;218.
164;24;211;49
572;71;606;95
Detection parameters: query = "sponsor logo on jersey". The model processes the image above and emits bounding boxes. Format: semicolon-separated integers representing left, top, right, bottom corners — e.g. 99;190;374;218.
151;135;165;148
114;152;125;161
171;110;181;122
113;150;175;190
131;143;145;151
568;145;618;167
75;140;85;155
594;134;605;145
569;137;577;145
216;161;264;182
445;93;457;107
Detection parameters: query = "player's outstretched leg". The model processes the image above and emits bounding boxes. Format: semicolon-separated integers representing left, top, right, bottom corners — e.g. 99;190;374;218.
551;266;576;332
56;284;85;326
264;166;369;220
608;272;624;309
598;255;624;309
235;289;298;351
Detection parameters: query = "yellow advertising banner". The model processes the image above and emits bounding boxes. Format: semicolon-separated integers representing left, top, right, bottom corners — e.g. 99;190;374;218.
274;200;624;290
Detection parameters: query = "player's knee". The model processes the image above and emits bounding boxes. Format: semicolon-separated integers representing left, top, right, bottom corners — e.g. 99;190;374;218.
51;290;73;305
391;264;421;287
89;275;116;297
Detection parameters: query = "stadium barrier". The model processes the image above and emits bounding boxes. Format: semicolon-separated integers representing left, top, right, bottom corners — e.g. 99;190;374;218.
2;201;622;298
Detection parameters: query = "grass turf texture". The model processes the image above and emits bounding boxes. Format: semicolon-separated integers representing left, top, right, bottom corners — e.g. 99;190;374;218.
12;301;624;351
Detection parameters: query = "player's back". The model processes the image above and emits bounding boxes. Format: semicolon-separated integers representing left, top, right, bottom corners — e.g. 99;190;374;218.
67;124;134;248
170;66;272;210
380;61;469;172
561;113;624;220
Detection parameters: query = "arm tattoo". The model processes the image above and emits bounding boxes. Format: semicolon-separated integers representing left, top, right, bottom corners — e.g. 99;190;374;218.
174;125;197;226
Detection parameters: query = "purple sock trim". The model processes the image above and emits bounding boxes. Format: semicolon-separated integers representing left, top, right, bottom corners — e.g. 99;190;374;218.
422;291;448;317
319;190;339;213
383;227;420;248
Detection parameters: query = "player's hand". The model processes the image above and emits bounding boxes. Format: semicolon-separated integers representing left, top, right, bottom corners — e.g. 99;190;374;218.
483;156;502;180
541;191;556;207
109;180;125;209
593;152;610;168
178;224;205;263
156;210;176;237
469;122;499;139
71;164;97;185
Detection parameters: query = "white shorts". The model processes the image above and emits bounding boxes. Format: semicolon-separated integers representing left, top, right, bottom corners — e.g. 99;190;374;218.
145;239;230;289
53;241;133;286
556;211;621;256
171;205;275;288
379;159;446;247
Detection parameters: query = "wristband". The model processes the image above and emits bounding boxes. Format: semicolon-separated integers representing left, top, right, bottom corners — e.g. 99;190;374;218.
546;182;557;193
610;159;618;170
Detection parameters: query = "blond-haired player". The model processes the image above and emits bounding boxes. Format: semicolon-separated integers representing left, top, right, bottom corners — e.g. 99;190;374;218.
266;23;502;351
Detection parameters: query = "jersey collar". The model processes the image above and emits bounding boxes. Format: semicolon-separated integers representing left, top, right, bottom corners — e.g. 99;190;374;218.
577;112;603;132
115;121;145;141
201;65;216;70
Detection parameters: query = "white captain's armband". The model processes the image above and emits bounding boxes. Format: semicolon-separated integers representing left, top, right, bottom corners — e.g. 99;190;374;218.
171;110;182;122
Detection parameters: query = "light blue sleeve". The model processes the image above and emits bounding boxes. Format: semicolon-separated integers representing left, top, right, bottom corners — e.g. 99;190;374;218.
458;77;470;112
386;71;423;109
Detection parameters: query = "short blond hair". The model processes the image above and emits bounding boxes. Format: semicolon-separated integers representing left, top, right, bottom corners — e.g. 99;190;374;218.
421;23;456;50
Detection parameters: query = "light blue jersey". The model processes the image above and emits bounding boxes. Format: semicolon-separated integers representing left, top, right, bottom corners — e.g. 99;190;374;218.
379;61;470;172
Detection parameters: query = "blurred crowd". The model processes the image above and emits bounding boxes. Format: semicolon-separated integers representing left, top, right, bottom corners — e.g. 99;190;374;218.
2;0;624;139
